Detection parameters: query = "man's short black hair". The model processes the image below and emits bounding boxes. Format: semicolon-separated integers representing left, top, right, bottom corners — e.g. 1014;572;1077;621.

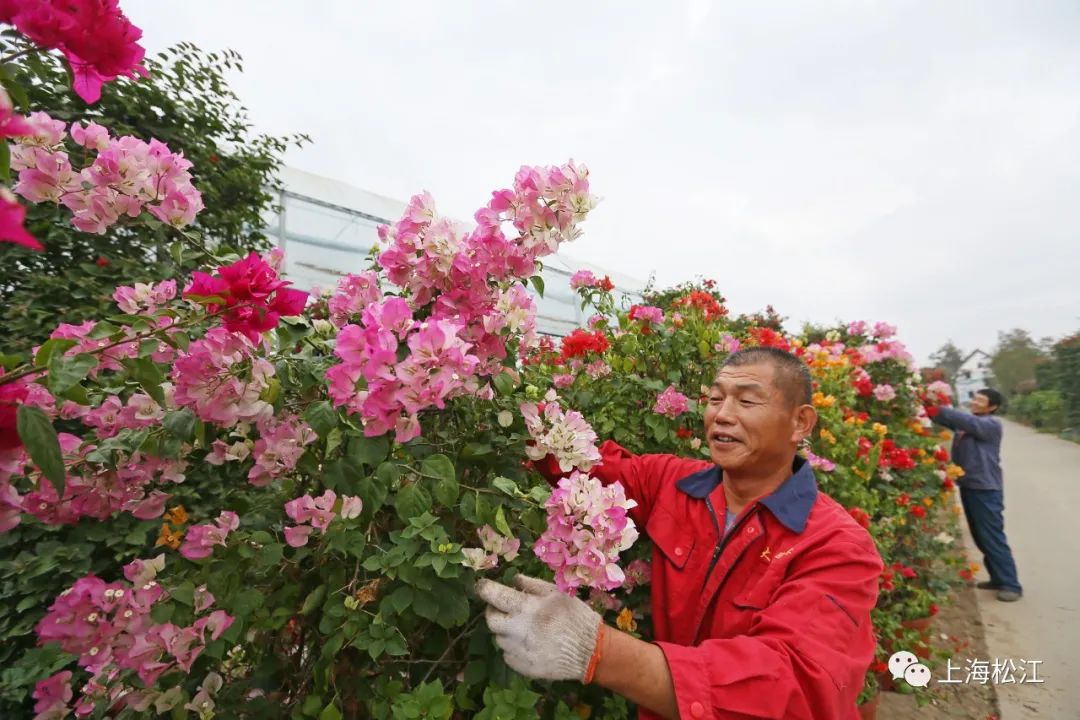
977;388;1004;413
718;346;813;407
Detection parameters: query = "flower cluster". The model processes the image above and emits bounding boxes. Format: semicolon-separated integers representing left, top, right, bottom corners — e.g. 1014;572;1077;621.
184;252;308;342
0;0;147;103
461;524;521;570
113;280;177;315
283;489;362;547
627;304;664;327
671;290;727;321
170;327;275;427
11;114;203;234
653;385;690;419
326;163;594;443
179;510;239;560
558;328;609;362
533;471;639;593
34;556;232;717
521;392;602;473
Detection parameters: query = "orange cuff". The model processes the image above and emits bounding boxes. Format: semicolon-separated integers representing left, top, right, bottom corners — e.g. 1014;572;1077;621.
583;623;606;684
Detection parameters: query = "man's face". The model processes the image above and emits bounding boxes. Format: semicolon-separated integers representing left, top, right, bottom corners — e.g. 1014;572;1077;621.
970;392;995;416
703;362;814;473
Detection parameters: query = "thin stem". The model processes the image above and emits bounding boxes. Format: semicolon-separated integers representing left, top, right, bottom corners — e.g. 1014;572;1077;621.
419;615;482;685
0;47;35;64
0;307;227;387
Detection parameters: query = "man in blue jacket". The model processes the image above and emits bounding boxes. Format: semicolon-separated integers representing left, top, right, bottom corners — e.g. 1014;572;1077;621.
931;388;1022;602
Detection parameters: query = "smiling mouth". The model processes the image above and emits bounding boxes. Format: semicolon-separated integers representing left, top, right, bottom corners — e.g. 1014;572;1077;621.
710;434;741;445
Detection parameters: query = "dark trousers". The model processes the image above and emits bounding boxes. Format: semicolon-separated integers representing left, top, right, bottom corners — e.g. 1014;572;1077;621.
960;487;1022;592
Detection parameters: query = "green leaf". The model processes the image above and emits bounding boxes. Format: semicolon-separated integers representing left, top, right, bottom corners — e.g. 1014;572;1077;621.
163;408;197;442
171;581;195;606
16;405;65;495
493;371;516;397
395;482;432;522
34;339;76;368
492;477;519;497
387;586;413;614
301;586;326;616
347;434;389;468
494;505;512;537
86;321;122;340
423;453;458;507
318;702;343;720
128;357;166;405
304;401;338;437
256;542;283;568
325;427;343;457
0;141;9;183
530;274;545;297
45;353;96;395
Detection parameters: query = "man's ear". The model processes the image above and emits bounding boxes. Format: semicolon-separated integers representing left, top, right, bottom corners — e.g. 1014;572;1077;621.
792;404;818;444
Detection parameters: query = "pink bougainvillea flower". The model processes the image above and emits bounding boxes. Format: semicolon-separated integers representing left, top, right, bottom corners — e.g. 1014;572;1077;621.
0;188;41;250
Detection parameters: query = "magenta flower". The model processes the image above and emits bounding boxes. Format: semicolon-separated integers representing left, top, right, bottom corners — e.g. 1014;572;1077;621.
654;385;690;419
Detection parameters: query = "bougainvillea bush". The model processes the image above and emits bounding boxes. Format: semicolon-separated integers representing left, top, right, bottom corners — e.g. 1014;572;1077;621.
1;4;972;718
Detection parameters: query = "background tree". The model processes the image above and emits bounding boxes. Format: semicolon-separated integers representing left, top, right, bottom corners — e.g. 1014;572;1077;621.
0;41;308;359
929;340;966;387
990;328;1045;398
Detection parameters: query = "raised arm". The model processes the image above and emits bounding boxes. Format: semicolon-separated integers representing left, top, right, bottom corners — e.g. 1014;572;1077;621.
931;407;1002;442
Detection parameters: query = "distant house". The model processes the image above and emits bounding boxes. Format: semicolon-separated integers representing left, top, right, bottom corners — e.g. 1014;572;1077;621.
954;349;993;404
264;167;645;337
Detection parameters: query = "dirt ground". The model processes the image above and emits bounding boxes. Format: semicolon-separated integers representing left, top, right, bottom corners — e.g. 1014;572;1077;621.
878;581;999;720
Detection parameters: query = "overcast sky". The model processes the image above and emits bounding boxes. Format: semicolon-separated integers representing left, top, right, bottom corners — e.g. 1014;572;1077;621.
130;1;1080;366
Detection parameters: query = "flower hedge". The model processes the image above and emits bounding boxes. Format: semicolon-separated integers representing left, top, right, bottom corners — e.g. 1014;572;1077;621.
0;4;970;718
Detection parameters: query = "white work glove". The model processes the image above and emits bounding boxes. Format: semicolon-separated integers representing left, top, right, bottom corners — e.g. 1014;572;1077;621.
477;574;603;682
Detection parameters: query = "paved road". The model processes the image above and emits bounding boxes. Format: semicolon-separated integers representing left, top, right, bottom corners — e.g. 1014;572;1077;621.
966;420;1080;719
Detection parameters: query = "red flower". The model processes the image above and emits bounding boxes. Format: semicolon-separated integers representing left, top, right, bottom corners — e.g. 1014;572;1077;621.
910;505;927;518
934;447;949;463
943;477;956;491
95;256;109;267
848;507;871;529
676;427;694;439
598;276;615;292
747;327;791;351
183;252;309;342
854;376;874;397
895;493;910;507
929;603;939;616
559;329;609;361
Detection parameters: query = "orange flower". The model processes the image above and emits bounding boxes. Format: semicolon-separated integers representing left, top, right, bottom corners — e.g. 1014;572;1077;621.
922;497;934;508
155;523;184;550
946;464;966;480
616;608;638;633
812;392;836;408
819;429;837;445
163;505;188;525
573;704;593;720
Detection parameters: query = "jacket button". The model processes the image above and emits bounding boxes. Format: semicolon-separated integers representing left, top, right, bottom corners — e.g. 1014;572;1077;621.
690;701;705;718
674;547;684;557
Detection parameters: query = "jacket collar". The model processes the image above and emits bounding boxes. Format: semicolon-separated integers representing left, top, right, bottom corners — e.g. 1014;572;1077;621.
674;455;819;534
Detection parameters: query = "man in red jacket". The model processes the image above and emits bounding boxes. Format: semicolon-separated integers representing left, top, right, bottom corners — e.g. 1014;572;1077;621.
478;347;883;719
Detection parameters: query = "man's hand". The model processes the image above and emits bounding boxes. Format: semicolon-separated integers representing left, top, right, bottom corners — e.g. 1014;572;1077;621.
476;574;602;682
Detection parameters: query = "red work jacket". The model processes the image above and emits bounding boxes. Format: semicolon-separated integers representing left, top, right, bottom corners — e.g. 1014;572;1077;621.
556;441;883;719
